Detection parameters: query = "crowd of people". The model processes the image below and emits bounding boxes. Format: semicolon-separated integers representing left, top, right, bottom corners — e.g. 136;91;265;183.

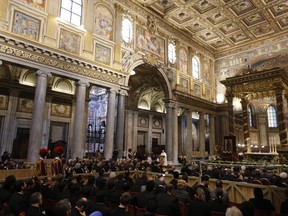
0;167;286;216
0;146;288;216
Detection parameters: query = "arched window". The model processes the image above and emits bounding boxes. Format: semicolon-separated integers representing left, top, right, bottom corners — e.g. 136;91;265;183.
60;0;83;26
267;106;277;128
168;43;176;64
247;105;253;127
122;18;133;43
192;56;200;79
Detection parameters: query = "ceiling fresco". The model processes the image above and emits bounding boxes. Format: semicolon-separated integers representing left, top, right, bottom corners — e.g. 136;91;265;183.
135;0;288;53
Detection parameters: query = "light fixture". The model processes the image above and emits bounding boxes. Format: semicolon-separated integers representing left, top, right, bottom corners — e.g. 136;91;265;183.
130;70;136;75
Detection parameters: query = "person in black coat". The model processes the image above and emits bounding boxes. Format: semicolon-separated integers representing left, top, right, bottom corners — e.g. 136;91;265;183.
248;187;275;211
7;180;30;215
25;192;45;216
71;197;87;216
156;184;180;216
136;180;156;208
0;175;16;204
187;187;211;216
110;192;131;216
209;188;229;213
280;188;288;214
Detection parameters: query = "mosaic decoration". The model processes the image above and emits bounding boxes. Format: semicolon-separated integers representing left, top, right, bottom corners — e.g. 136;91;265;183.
59;28;81;55
21;0;46;10
17;98;33;113
95;43;111;65
179;48;188;74
12;11;41;41
51;104;71;118
0;95;8;110
136;25;165;60
94;5;114;40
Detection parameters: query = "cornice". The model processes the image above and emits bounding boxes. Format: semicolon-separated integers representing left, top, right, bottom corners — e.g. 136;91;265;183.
173;90;218;113
0;33;126;85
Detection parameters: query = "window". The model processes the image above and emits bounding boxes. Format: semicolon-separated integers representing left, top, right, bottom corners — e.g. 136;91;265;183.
192;56;200;79
267;106;277;127
168;43;176;64
60;0;83;26
247;105;253;127
122;18;133;43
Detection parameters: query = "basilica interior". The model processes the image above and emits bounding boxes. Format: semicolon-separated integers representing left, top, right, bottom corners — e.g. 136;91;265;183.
0;0;288;164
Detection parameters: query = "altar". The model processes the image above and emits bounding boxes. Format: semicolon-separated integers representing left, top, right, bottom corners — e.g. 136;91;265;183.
244;152;278;161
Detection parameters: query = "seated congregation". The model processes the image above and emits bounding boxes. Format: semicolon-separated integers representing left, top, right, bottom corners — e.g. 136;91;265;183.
0;170;286;216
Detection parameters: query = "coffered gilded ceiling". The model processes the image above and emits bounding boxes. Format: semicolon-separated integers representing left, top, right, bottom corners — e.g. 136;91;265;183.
136;0;288;53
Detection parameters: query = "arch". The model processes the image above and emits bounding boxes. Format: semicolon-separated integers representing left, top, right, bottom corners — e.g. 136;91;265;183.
192;56;200;79
94;3;114;41
124;59;173;100
267;105;277;128
53;78;75;94
0;64;11;80
21;71;37;86
236;54;288;76
247;104;255;128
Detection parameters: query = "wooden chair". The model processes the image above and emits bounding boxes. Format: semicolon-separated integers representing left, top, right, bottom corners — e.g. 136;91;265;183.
252;179;263;185
128;204;135;216
135;206;146;216
178;202;187;216
229;202;240;208
261;178;271;186
211;211;226;216
254;209;272;216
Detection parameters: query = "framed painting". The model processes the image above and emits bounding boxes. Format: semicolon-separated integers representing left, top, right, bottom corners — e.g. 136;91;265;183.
94;4;114;40
0;95;8;110
136;25;165;60
51;104;71;118
95;43;111;65
12;11;41;41
17;98;33;113
179;48;188;74
194;84;201;97
59;28;81;55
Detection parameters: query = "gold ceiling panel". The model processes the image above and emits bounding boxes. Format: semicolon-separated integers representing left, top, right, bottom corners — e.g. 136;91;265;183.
138;0;288;52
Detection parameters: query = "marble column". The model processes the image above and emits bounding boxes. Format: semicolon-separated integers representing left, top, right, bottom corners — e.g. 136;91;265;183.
172;104;179;164
241;97;250;146
186;109;193;160
116;90;127;158
275;87;288;148
259;115;268;147
199;112;205;159
27;70;51;163
124;109;133;156
71;81;89;159
104;88;117;160
178;115;186;156
0;89;19;155
42;95;53;148
165;102;173;162
209;114;215;156
148;114;153;153
226;91;234;135
132;111;139;151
